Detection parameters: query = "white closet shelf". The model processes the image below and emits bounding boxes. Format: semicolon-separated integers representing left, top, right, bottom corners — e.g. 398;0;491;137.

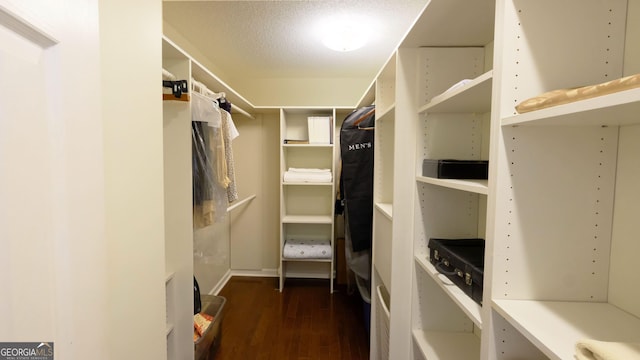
282;182;332;186
400;0;495;48
164;35;255;120
416;176;488;195
502;87;640;127
412;329;480;360
493;299;640;360
281;257;332;263
415;255;482;328
282;215;333;224
283;143;333;148
418;70;493;114
376;104;396;122
375;202;393;220
190;71;255;120
357;82;375;109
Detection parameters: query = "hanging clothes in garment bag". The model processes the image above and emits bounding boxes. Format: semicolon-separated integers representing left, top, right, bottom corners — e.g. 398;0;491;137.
191;92;228;226
339;105;375;253
339;105;375;291
220;106;239;203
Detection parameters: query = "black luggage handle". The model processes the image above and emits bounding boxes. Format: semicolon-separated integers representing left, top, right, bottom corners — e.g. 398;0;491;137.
435;259;460;277
435;260;473;286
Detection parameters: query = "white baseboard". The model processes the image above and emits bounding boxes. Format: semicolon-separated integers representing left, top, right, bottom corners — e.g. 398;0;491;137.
208;268;337;294
230;268;278;277
208;269;232;295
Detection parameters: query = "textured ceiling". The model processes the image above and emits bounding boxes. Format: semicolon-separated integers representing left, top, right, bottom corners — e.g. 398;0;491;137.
163;0;428;82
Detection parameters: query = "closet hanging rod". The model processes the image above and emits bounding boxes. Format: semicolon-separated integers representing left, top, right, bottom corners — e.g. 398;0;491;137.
191;79;226;100
162;68;189;101
191;78;256;120
162;68;177;81
226;194;256;212
228;103;255;120
190;78;206;95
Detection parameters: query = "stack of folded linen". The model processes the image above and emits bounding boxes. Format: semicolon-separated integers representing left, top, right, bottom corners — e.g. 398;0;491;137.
283;168;332;183
283;238;332;259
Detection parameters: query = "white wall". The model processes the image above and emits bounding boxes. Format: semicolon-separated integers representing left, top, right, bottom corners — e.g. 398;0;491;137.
233;77;370;107
163;21;231;86
229;113;281;273
100;0;167;359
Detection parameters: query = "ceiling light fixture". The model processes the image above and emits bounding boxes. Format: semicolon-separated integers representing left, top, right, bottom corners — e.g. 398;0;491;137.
317;15;370;52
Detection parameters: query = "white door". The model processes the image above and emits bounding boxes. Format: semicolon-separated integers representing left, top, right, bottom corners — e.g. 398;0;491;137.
0;2;108;359
0;2;58;339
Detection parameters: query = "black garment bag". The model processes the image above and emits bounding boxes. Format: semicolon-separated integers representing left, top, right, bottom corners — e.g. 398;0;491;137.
339;105;375;252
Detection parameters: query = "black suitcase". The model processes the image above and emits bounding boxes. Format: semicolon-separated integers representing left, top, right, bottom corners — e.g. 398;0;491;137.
428;238;485;305
422;159;489;179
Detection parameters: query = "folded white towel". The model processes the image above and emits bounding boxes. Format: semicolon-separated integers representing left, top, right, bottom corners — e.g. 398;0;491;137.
444;79;473;93
575;339;640;360
283;171;332;183
287;167;331;173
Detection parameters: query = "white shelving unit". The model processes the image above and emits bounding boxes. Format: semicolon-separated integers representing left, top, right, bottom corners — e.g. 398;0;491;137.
372;52;396;294
414;256;482;327
488;2;640;359
164;272;176;358
397;3;496;359
369;0;640;359
162;35;259;360
365;1;497;359
412;330;481;360
162;38;194;360
279;108;336;293
369;52;397;360
158;0;640;358
411;44;492;360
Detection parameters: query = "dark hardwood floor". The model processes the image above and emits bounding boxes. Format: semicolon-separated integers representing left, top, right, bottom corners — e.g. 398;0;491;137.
212;276;370;360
